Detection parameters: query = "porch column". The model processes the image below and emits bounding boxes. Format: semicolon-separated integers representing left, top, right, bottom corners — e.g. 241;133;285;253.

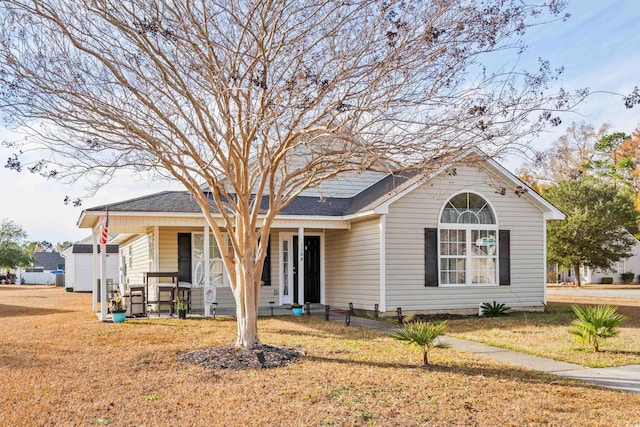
153;226;160;270
204;225;210;286
379;215;386;313
298;227;304;304
99;239;107;321
92;230;99;313
203;225;212;317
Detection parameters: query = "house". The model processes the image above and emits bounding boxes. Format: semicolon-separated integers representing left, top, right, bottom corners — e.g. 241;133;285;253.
25;252;65;285
60;236;120;292
76;150;564;318
553;234;640;284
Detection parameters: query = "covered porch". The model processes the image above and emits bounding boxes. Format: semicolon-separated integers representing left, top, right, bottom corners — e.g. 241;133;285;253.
79;209;352;321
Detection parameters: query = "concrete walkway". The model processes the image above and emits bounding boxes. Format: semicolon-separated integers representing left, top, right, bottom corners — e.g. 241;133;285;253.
326;311;640;394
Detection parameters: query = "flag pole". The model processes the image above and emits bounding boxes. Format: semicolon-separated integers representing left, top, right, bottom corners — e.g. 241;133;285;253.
99;208;109;321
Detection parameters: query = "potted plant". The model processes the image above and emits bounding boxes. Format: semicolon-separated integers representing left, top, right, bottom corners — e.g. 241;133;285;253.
175;294;187;319
291;302;303;316
110;293;127;323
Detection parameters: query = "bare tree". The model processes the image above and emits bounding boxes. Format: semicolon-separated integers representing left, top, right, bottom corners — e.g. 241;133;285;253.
1;0;587;348
516;122;611;191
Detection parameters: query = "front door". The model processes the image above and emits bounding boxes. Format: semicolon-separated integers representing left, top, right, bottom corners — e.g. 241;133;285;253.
293;236;321;304
177;233;192;283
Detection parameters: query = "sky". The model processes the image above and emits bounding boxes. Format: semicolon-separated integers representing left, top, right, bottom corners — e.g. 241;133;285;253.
0;0;639;245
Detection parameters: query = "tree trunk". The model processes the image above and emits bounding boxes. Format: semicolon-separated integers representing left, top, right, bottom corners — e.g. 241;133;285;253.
574;264;582;287
233;255;261;349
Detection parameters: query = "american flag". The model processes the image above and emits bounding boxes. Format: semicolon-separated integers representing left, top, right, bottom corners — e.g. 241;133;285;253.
100;209;109;245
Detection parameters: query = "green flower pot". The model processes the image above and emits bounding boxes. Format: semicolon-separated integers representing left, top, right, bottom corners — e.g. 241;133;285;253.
292;306;303;316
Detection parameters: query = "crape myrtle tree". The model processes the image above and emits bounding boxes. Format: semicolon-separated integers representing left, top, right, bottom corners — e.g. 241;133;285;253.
0;0;598;348
543;178;637;286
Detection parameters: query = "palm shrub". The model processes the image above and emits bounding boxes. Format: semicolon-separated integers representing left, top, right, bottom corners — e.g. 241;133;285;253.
568;305;627;352
391;320;446;365
480;301;510;317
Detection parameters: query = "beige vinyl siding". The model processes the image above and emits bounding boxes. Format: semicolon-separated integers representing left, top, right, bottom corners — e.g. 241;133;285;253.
325;218;380;310
299;171;388;197
385;163;546;312
120;232;152;288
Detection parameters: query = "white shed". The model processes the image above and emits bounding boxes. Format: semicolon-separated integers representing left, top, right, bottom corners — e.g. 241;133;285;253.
61;237;120;292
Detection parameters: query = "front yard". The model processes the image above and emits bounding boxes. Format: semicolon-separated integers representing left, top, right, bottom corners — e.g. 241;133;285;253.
445;301;640;368
1;285;639;426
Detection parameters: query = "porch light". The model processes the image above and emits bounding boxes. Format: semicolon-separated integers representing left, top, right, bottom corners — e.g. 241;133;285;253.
374;304;379;321
324;305;330;321
269;301;275;317
304;302;311;316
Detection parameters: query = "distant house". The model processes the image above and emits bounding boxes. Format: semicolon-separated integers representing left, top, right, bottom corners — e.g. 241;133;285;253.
77;149;564;319
553;234;640;284
61;236;119;292
24;252;66;285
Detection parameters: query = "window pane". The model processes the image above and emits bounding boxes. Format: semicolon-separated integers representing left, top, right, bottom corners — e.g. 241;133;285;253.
440;243;448;255
459;211;478;224
449;193;467;209
210;260;224;286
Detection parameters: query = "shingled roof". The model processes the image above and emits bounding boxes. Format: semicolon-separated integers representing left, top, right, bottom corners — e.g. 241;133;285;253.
33;252;65;271
85;172;416;217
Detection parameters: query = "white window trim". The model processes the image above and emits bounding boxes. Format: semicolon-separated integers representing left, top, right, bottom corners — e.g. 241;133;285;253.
438;191;499;287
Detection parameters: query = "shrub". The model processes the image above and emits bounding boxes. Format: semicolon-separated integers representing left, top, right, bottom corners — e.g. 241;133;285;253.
568;305;626;352
391;320;446;365
620;272;635;284
480;301;511;317
601;277;614;284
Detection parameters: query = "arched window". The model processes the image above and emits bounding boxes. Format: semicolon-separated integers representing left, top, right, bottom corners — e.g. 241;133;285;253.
439;192;498;285
440;192;495;224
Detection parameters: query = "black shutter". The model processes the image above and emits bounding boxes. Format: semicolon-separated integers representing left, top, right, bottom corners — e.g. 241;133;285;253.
260;236;271;286
425;228;438;287
499;230;510;286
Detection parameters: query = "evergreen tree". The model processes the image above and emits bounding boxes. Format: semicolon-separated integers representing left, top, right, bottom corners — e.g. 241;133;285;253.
544;178;637;285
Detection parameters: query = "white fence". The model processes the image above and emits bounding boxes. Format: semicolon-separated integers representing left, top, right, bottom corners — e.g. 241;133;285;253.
23;272;60;285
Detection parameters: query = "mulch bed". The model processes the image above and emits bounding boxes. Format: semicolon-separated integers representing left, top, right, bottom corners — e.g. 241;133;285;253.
177;344;305;371
404;313;472;322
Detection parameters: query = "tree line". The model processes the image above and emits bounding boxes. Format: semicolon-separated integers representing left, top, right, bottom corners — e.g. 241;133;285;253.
517;123;640;285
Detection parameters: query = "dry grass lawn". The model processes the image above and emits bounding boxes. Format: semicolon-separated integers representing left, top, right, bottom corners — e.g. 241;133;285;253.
1;285;639;426
446;293;640;368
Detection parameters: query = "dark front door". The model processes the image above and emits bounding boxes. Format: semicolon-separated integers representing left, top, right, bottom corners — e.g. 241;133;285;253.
177;233;192;283
293;236;321;304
